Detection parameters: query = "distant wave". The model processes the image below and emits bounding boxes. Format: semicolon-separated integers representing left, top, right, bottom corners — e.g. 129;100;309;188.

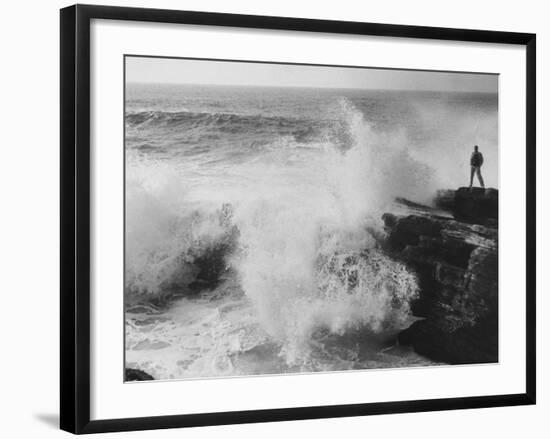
126;110;318;129
125;110;339;146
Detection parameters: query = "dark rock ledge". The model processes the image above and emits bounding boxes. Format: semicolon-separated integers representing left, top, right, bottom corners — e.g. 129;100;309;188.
383;187;498;364
125;368;155;381
435;187;498;226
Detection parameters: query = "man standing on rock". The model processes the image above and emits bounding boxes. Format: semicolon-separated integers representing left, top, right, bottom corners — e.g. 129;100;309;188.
469;145;485;189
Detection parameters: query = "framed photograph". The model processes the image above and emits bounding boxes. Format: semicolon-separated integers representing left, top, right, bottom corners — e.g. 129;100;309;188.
60;4;536;434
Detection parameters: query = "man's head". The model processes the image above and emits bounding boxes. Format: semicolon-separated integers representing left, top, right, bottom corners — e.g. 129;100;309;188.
474;145;479;152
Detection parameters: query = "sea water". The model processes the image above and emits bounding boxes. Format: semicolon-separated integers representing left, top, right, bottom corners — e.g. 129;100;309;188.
124;84;498;380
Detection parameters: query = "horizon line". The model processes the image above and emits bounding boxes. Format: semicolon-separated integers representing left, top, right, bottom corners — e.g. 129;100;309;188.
125;81;498;94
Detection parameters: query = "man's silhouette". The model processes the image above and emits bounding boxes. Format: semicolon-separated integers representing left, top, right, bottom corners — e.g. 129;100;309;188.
469;145;485;189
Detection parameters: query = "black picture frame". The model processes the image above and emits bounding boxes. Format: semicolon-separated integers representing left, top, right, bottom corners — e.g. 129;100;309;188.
60;4;536;434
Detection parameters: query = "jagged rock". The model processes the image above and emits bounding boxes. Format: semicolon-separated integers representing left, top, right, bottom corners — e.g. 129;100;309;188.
455;187;498;223
125;368;154;381
384;195;498;364
434;187;498;225
398;314;498;364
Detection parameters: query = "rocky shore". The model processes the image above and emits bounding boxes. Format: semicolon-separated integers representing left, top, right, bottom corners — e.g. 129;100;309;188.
383;187;498;364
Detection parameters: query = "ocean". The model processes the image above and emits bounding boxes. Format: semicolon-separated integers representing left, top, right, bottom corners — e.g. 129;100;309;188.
124;83;498;380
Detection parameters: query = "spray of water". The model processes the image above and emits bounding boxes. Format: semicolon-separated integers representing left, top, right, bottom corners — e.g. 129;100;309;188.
126;99;425;364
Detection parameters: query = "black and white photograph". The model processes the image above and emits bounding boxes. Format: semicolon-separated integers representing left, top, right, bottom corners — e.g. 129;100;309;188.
0;0;544;435
124;56;499;381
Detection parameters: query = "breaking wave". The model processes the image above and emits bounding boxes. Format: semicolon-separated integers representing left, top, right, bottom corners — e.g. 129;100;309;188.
126;98;432;366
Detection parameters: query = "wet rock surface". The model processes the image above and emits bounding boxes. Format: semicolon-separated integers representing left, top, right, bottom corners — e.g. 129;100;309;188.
383;187;498;364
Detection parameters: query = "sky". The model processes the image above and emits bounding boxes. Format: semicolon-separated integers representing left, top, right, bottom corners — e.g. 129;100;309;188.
126;56;497;93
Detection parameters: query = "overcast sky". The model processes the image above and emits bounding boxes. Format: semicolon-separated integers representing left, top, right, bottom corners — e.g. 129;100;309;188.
126;56;497;93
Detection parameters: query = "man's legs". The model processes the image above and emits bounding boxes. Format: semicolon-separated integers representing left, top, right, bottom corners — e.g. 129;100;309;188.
475;167;485;188
469;166;475;189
